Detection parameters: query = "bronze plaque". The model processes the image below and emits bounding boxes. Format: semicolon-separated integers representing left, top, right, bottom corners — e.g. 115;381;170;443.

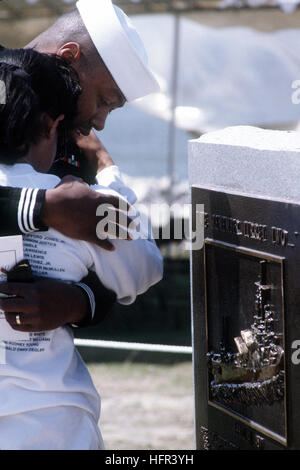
191;187;300;450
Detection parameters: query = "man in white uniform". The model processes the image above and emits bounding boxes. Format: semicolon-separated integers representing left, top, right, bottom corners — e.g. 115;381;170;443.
0;0;161;332
0;0;163;449
28;0;160;148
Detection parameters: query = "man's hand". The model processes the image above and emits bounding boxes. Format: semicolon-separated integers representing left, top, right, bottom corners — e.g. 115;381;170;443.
74;130;114;174
0;279;89;332
41;177;132;250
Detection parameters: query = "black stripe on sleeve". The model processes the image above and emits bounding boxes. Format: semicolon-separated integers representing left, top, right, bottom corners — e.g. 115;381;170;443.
0;186;48;236
71;271;116;328
32;189;48;232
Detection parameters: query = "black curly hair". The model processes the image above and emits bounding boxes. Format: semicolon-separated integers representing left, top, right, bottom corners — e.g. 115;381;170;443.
0;46;82;164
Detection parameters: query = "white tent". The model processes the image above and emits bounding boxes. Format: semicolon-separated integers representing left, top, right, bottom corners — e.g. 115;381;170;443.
133;14;300;133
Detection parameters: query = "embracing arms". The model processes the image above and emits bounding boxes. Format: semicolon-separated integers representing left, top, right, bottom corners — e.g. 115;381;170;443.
0;134;127;330
0;133;161;330
85;165;163;305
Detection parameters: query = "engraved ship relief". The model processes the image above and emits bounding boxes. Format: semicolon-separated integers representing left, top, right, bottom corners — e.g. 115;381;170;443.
207;260;284;406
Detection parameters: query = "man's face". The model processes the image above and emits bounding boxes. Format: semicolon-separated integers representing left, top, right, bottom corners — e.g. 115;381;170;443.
73;60;126;136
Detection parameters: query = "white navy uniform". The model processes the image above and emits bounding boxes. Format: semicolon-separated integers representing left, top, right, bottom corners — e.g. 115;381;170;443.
0;163;163;450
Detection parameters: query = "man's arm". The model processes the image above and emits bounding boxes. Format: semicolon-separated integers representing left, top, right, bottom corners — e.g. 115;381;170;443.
0;186;47;236
0;183;119;330
75;270;116;327
0;278;88;332
0;272;116;332
0;180;131;250
87;165;163;305
0;133;130;330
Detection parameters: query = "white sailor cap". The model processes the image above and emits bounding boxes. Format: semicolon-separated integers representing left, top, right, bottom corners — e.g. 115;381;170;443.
76;0;160;102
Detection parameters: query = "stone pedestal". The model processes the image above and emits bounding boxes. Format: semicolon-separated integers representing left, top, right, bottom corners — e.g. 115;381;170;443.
189;126;300;450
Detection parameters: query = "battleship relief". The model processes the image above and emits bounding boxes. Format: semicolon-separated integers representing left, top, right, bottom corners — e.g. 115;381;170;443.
207;260;284;407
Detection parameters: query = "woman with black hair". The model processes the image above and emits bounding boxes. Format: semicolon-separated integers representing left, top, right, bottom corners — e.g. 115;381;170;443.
0;47;81;171
0;48;163;450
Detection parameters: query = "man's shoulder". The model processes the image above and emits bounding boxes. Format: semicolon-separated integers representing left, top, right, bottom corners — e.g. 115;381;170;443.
31;172;61;190
0;164;61;190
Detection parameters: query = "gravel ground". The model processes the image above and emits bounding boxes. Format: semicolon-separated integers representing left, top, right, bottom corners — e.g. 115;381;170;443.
87;361;195;450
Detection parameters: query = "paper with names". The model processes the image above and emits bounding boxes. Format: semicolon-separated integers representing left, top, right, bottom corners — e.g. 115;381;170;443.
0;236;30;342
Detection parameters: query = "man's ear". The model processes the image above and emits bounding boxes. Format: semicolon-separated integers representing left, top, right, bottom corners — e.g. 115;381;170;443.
57;42;81;64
